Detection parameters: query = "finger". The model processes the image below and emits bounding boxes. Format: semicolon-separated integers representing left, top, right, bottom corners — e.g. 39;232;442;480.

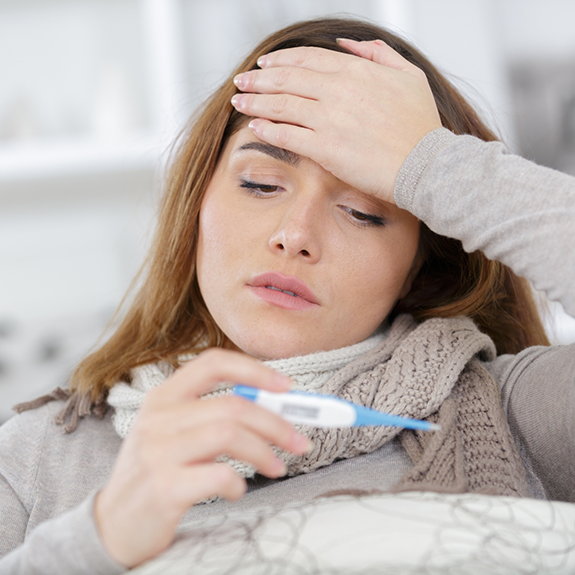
172;463;247;506
336;38;415;72
168;422;288;478
248;118;320;163
233;66;327;99
257;45;351;73
153;395;311;455
155;349;292;404
231;92;319;127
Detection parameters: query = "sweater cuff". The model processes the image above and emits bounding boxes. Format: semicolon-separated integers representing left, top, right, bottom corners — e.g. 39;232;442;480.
0;490;127;575
394;128;458;212
83;490;128;574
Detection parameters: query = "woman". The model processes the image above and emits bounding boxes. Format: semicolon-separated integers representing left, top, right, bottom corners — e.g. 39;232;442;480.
1;17;574;573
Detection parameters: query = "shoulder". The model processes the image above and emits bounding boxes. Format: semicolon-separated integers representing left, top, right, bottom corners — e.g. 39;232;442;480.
485;343;575;414
0;401;122;510
485;343;575;501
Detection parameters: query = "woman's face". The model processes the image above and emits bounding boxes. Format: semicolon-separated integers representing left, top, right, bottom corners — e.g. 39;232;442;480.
196;127;420;360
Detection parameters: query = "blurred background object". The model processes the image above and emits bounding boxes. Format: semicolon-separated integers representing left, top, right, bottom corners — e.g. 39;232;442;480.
1;0;574;423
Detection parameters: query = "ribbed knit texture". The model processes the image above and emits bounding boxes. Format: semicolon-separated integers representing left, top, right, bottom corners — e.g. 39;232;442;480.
108;315;530;498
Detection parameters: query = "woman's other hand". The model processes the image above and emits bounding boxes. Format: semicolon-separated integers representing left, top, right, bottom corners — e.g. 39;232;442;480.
231;39;442;204
94;349;309;568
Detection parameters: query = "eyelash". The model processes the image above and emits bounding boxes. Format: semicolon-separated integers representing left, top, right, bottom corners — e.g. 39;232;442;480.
240;179;281;196
239;179;385;228
340;206;386;228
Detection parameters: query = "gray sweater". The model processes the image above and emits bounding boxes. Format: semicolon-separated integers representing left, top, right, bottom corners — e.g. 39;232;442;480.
1;128;574;574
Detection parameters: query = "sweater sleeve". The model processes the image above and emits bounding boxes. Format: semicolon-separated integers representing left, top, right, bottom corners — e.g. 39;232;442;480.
0;475;28;558
394;128;575;317
0;491;126;575
395;129;575;501
0;407;126;574
486;346;575;502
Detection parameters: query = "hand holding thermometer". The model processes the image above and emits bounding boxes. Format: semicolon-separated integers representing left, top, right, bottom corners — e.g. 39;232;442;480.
233;385;440;431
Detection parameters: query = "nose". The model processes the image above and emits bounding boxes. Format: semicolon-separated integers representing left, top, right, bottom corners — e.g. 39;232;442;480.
268;195;322;263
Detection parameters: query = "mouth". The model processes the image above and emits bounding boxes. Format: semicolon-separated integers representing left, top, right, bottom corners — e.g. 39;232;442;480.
265;285;299;297
247;272;320;311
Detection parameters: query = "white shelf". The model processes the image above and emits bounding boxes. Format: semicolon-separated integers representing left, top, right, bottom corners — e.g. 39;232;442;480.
0;0;187;188
0;133;167;184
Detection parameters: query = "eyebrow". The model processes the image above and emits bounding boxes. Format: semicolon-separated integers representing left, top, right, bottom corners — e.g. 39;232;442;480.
237;142;301;166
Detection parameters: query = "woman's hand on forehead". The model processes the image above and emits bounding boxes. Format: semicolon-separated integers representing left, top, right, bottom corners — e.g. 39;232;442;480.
231;39;441;205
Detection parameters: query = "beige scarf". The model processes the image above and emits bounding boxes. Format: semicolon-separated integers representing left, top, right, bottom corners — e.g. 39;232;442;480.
14;315;530;497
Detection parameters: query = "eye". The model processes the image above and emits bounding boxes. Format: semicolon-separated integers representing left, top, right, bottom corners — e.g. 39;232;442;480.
340;206;386;227
240;179;281;195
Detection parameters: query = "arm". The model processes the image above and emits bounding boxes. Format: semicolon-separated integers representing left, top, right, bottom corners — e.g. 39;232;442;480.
0;489;125;575
394;129;575;501
395;127;575;317
487;346;575;502
0;410;125;574
0;475;28;558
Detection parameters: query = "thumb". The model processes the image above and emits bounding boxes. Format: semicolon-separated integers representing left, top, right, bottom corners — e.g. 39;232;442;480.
336;38;412;72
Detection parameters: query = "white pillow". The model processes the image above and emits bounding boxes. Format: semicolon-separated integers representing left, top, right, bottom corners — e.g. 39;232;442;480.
132;491;575;574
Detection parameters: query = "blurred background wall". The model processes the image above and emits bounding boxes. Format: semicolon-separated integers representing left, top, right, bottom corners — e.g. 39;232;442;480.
1;0;574;422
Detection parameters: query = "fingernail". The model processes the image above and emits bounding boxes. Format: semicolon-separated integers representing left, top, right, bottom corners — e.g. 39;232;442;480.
305;439;314;454
233;73;246;90
257;55;268;68
231;94;244;109
276;460;287;477
248;118;261;132
336;37;354;44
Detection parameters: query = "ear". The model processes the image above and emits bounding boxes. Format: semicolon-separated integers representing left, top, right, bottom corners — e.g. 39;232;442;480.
398;250;424;300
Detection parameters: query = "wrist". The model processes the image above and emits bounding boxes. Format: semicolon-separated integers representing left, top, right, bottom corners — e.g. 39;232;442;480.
394;128;455;212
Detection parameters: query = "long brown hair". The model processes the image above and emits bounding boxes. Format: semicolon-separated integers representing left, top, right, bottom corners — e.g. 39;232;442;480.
71;17;549;404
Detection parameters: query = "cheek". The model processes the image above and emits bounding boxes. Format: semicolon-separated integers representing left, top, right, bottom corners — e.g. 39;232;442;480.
196;191;258;298
343;225;420;310
196;195;230;293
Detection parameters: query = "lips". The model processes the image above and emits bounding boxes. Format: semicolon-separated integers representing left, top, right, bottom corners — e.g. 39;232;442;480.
247;272;320;310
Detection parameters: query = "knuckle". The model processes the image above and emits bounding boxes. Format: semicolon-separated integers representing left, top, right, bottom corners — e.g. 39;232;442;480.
198;348;226;369
272;95;288;114
294;46;316;66
244;70;256;89
274;67;291;88
274;125;290;147
212;465;243;493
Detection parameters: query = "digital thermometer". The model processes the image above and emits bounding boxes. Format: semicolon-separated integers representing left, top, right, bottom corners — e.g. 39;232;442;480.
233;385;440;431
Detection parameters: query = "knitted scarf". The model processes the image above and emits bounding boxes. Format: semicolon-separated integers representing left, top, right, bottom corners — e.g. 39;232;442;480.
107;329;388;442
15;315;530;498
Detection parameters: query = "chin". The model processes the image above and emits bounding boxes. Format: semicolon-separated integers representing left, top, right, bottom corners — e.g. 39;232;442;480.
232;330;347;361
228;331;312;360
240;342;309;361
